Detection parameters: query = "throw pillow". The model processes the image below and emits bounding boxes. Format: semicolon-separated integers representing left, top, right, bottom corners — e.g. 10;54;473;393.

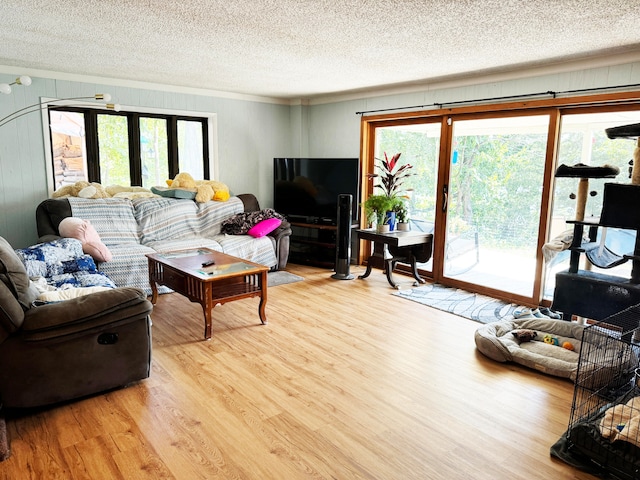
59;217;113;262
248;218;282;238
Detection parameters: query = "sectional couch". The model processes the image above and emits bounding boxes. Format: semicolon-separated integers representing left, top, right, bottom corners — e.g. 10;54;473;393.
36;194;291;295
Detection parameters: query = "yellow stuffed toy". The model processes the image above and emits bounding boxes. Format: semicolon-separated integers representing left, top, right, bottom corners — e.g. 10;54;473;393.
167;172;230;202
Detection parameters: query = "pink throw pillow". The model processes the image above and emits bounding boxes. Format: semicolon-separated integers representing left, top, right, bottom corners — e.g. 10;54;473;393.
59;217;113;262
247;218;282;238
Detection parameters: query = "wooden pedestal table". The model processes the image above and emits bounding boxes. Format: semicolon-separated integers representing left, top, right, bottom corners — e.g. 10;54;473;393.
146;249;269;340
356;229;433;288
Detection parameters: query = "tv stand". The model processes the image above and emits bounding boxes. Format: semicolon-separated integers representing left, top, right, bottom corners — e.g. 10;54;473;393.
289;221;359;268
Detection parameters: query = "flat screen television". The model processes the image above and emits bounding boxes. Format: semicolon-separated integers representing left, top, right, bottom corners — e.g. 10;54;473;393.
274;158;361;225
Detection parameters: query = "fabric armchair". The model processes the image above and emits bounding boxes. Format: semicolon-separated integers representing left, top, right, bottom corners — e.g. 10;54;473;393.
0;236;153;460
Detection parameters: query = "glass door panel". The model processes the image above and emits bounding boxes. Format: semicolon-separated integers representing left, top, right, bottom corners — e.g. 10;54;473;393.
543;110;640;299
374;122;441;273
445;115;550;297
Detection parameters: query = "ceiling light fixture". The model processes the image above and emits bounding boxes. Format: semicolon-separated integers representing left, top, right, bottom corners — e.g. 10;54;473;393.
0;93;118;128
0;75;32;95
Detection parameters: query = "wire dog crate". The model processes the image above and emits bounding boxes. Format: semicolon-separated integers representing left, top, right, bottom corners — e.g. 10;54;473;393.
562;304;640;479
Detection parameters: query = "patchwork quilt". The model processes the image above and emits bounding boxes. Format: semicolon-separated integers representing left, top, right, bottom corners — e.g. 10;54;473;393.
15;238;115;290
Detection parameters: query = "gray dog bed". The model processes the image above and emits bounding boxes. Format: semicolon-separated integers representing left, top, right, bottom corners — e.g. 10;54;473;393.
475;318;586;380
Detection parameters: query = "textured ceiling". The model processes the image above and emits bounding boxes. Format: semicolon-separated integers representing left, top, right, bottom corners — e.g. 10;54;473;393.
1;0;640;100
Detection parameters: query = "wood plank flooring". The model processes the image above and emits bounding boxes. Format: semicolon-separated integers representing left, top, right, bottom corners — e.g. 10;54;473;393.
1;264;596;479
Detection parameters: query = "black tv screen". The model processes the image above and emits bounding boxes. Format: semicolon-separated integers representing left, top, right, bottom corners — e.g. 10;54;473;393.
274;158;361;224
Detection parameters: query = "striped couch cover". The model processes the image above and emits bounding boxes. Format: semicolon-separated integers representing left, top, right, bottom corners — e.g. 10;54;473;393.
68;197;277;295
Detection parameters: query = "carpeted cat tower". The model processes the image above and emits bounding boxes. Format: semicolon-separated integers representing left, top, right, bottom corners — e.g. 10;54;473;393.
552;122;640;322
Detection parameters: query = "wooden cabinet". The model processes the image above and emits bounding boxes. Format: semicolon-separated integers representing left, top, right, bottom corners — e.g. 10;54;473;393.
289;222;358;268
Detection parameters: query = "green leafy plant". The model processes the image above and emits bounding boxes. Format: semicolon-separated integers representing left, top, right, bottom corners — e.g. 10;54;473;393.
392;198;409;223
367;152;415;197
364;194;395;227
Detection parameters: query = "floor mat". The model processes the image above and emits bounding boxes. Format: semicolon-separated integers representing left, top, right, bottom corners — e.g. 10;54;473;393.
394;283;517;324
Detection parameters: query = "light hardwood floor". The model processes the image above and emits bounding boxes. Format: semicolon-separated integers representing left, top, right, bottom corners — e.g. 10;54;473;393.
2;264;595;479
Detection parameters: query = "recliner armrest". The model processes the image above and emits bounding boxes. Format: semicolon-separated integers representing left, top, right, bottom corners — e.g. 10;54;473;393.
21;287;153;341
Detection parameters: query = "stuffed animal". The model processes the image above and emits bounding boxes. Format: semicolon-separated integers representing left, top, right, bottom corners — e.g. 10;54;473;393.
77;182;110;199
52;181;109;199
105;185;155;198
511;329;537;343
195;179;230;202
167;172;230;202
58;217;112;262
52;181;91;198
543;334;560;346
167;172;197;190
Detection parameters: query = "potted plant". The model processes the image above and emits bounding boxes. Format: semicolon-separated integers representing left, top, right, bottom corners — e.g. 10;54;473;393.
367;152;415;198
366;152;415;231
393;198;410;231
364;194;394;233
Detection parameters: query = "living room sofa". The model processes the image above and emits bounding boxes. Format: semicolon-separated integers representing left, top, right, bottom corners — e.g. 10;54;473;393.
35;194;291;295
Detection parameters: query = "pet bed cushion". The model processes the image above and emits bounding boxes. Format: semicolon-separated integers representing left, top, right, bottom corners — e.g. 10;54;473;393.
475;318;586;380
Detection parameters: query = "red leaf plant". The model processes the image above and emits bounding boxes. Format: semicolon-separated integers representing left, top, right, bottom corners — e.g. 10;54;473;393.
367;152;414;197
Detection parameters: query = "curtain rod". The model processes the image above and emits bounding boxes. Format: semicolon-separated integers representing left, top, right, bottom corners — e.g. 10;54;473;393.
355;82;640;116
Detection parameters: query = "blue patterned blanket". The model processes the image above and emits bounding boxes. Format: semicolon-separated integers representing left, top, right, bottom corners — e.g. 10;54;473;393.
15;238;115;289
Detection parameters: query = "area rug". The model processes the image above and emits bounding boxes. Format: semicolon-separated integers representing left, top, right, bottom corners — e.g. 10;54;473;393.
268;271;304;287
394;283;517;324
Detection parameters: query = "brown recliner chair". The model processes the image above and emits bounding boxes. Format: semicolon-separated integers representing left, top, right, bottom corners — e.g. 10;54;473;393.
0;236;153;460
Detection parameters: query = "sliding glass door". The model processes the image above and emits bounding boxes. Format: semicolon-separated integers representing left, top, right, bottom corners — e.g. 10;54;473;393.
362;93;640;306
443;115;551;297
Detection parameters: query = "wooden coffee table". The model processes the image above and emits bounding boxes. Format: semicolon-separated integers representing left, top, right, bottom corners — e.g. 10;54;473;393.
146;248;269;340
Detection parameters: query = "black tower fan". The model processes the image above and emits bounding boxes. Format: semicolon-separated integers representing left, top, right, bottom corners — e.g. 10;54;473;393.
331;194;354;280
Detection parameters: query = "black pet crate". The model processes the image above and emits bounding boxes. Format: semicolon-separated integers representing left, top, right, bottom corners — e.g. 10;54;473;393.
557;304;640;479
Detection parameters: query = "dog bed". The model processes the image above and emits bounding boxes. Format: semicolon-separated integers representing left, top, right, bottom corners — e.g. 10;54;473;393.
474;318;586;380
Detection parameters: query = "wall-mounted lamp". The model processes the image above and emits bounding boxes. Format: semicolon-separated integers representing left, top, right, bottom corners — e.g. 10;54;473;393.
0;93;121;128
0;75;32;95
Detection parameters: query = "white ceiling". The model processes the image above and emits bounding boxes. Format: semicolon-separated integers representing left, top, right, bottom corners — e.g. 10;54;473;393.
1;0;640;101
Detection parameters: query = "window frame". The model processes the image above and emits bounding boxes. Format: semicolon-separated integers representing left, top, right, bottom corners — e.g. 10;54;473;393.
42;99;217;194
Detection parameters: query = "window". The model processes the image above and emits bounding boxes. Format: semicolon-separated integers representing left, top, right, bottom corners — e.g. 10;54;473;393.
46;104;213;191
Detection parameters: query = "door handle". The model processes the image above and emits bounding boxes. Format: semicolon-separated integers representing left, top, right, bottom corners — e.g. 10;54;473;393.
442;184;448;212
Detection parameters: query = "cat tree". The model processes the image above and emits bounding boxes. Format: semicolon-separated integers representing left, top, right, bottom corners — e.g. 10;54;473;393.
551;123;640;324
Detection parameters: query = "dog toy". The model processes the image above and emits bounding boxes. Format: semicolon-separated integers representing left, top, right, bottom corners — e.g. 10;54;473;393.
511;329;537;342
543;334;560;346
